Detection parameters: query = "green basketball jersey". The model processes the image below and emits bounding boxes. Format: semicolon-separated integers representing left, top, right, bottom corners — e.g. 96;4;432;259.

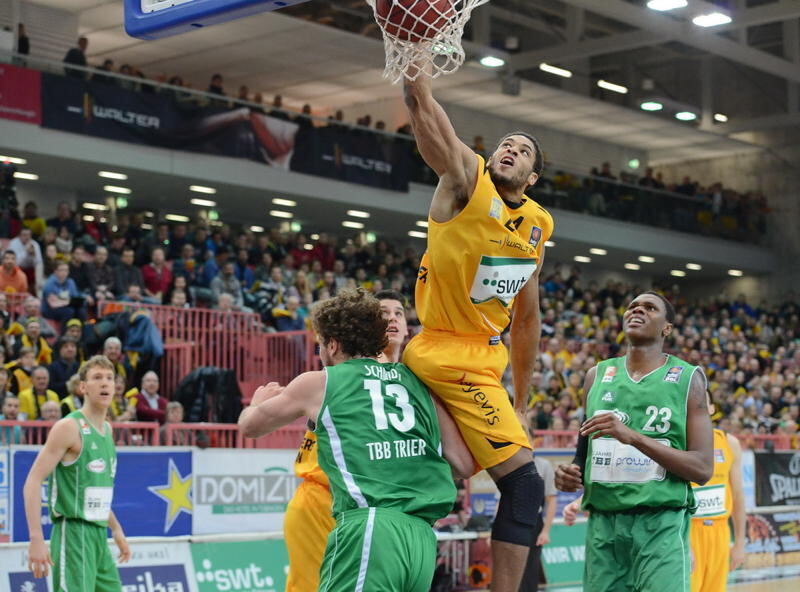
583;355;700;512
315;358;456;524
49;411;116;526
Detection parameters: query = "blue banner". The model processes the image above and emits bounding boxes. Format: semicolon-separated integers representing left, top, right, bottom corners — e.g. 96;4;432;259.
120;564;191;592
12;449;192;541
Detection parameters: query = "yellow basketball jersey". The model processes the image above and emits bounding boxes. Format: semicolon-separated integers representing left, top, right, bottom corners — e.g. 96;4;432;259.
294;430;329;487
415;154;554;336
692;429;733;520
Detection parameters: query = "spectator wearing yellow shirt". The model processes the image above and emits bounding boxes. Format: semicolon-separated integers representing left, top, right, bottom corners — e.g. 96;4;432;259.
17;366;60;420
21;202;46;239
6;348;36;394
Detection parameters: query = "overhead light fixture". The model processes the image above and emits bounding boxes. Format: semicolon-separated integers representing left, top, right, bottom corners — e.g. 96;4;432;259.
693;12;732;27
408;230;427;239
675;111;698;121
14;172;39;180
310;233;320;240
342;221;364;229
304;243;314;251
624;263;641;271
141;223;153;230
98;171;127;180
714;113;728;123
190;185;216;194
104;185;131;194
638;255;656;263
589;248;608;256
647;0;687;10
628;158;640;170
250;225;265;233
270;210;293;219
83;215;95;222
640;101;664;112
728;269;743;277
272;198;297;207
670;270;687;277
0;155;27;165
686;263;702;271
545;240;555;248
290;221;302;232
116;197;128;209
416;220;429;228
190;198;217;207
574;255;591;263
83;202;109;211
208;210;219;221
539;63;572;78
480;56;505;68
347;210;370;219
597;80;628;94
365;232;377;243
165;214;190;223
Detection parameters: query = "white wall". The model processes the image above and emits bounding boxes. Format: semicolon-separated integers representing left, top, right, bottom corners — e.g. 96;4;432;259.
0;1;78;62
14;181;78;219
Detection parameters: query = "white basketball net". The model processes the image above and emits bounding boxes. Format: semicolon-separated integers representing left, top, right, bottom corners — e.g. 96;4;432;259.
366;0;490;83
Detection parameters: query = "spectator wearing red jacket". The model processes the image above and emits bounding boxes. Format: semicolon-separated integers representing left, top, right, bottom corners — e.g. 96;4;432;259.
135;371;167;424
141;247;172;302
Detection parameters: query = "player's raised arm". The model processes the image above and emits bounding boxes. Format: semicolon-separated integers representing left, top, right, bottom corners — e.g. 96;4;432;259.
24;419;78;578
238;373;325;438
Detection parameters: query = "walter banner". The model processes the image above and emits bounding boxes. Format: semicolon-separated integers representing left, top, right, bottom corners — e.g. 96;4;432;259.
755;451;800;507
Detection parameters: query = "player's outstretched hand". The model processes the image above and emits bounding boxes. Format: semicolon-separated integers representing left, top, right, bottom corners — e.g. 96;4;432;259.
252;382;284;406
563;499;582;526
113;528;131;564
730;542;745;571
27;539;53;578
555;463;583;492
580;411;637;445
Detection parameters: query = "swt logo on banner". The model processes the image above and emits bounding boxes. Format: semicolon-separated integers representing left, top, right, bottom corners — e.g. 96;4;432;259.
191;540;288;592
120;564;189;592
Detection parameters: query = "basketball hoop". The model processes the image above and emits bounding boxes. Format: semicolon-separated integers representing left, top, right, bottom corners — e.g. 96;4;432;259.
366;0;490;83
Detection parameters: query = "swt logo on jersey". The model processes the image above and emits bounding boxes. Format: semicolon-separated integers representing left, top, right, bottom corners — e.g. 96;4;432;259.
469;256;537;306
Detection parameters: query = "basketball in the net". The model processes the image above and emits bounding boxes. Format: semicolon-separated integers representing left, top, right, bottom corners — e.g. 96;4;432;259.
375;0;456;42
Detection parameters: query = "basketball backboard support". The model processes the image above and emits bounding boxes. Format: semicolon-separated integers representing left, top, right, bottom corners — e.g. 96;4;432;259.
124;0;311;40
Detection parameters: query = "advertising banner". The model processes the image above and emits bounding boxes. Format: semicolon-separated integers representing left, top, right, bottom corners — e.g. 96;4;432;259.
192;449;297;535
0;64;41;124
744;510;800;569
0;448;9;542
12;448;193;541
755;451;800;507
190;539;288;592
541;521;588;585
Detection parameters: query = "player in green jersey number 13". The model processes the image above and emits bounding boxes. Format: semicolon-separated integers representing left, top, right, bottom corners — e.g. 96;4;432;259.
239;288;473;592
555;292;714;592
24;355;131;591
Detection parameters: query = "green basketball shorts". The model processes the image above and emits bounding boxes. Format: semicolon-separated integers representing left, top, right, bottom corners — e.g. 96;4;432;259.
584;507;691;592
51;518;120;592
318;507;437;592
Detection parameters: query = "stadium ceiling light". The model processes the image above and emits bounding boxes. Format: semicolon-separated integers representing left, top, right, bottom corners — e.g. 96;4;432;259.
640;101;664;112
693;12;732;27
714;113;729;123
270;210;293;219
190;198;217;207
190;185;216;194
83;215;95;222
597;80;628;94
408;230;427;239
647;0;687;11
638;255;656;263
83;202;109;211
0;155;27;165
416;220;429;228
14;172;39;180
104;185;131;194
539;63;572;78
545;240;555;248
342;221;364;229
670;270;687;277
574;255;591;263
250;225;265;233
347;210;370;219
589;248;608;256
480;56;505;68
675;111;698;121
141;223;153;230
686;263;702;270
304;243;314;251
290;221;302;232
728;269;744;277
272;198;297;207
165;214;190;223
98;171;127;180
624;263;641;271
310;233;320;240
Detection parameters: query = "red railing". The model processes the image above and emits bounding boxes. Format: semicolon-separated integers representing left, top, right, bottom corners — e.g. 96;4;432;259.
0;420;160;446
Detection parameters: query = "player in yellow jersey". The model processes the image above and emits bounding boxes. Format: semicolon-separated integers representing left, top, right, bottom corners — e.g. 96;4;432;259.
283;290;412;592
690;391;746;592
402;62;553;592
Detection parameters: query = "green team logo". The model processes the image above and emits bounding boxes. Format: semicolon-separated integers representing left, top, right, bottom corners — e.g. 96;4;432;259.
469;256;537;306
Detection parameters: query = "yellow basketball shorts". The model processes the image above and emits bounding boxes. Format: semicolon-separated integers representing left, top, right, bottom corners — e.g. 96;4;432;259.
690;518;730;592
284;479;336;592
403;330;530;472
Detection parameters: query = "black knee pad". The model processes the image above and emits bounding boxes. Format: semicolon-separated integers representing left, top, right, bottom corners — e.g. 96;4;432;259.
491;462;544;547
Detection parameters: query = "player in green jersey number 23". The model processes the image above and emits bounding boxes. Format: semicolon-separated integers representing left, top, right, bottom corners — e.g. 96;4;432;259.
24;355;131;591
239;288;474;592
555;292;713;592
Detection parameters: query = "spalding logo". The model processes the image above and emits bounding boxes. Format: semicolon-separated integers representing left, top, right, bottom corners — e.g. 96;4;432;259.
87;459;106;473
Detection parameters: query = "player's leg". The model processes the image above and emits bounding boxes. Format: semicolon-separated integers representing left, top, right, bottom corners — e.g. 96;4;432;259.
584;511;632;592
93;523;122;592
631;508;692;592
52;519;97;592
518;515;544;591
692;521;730;592
690;520;708;592
285;480;336;592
